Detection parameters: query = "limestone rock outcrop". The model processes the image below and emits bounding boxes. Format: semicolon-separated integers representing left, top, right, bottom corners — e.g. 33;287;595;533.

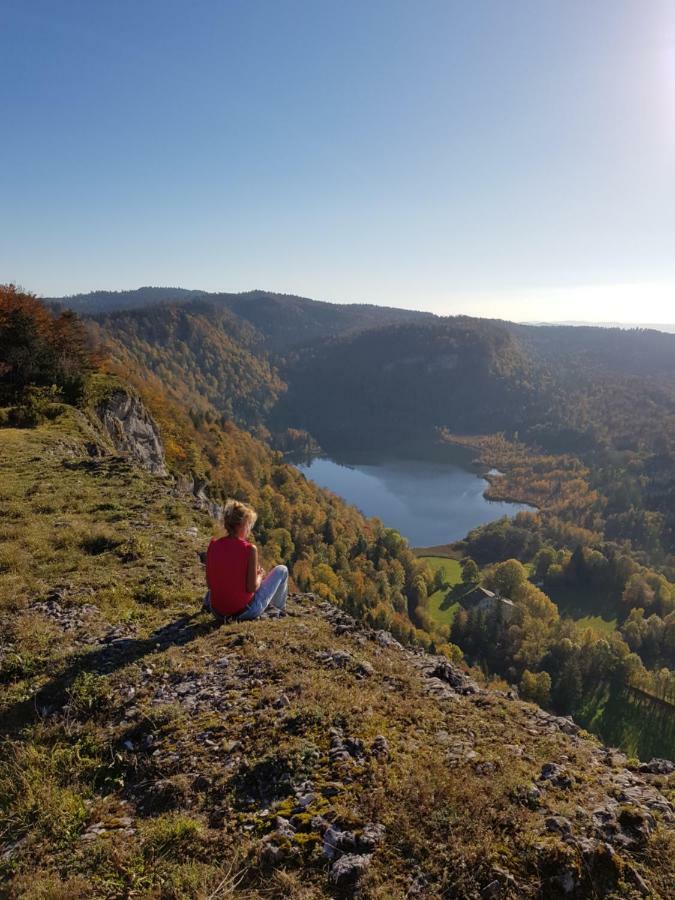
97;389;167;476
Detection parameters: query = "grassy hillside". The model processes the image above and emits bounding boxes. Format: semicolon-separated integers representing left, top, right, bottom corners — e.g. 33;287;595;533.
1;416;674;898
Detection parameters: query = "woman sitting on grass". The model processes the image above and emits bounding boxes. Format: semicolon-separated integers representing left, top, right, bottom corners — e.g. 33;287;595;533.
204;499;288;621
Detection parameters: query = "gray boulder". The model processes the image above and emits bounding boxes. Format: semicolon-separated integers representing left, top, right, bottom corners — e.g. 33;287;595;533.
330;853;372;888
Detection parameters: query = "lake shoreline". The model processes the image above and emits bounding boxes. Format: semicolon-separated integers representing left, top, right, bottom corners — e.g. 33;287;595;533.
438;431;541;513
295;442;534;547
412;543;463;558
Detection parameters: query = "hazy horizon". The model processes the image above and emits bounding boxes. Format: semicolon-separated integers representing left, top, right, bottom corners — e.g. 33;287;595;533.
40;281;674;331
3;1;675;324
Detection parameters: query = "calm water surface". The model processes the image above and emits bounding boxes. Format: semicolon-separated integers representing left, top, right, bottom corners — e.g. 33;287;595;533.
297;452;531;546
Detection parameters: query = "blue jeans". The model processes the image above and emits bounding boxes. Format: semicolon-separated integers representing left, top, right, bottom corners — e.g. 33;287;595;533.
205;565;288;621
238;564;288;620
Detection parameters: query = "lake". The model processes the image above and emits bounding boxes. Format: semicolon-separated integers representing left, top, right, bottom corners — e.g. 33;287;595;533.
296;448;533;547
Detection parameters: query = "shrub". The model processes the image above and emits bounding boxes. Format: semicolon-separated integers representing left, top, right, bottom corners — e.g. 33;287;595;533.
0;284;97;401
7;387;61;427
520;669;552;706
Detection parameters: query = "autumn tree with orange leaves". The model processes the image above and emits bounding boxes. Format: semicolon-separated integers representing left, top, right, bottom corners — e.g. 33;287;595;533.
0;284;98;401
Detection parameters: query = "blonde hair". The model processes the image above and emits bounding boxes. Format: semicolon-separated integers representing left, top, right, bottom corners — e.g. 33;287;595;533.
222;498;257;536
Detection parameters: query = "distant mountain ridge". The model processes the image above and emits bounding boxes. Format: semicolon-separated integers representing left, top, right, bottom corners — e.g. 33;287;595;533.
506;321;675;376
526;320;675;334
48;287;675;334
49;286;434;350
46;286;207;313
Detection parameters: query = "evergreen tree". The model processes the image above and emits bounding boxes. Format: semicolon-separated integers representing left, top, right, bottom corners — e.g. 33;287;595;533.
553;657;583;714
461;558;480;585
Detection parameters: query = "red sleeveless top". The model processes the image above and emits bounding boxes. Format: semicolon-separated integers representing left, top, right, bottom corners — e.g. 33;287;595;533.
206;536;254;615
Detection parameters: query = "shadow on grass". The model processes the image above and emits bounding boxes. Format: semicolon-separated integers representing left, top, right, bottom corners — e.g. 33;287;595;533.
544;581;618;622
438;583;474;611
1;612;223;734
62;455;135;476
575;681;675;760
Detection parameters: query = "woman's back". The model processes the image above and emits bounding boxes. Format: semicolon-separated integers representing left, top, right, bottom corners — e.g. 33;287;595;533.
206;535;254;615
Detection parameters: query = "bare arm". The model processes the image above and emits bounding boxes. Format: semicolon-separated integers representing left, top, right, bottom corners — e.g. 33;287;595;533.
246;545;263;592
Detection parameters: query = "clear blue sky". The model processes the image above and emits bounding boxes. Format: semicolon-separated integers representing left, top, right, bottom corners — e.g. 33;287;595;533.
2;0;675;322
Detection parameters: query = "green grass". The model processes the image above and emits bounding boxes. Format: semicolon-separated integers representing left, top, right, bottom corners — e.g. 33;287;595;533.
421;556;464;627
422;556;463;585
0;419;212;621
573;614;617;637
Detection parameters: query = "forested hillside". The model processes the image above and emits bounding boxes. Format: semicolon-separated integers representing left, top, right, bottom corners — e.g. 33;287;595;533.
57;290;675;569
89;302;285;427
70;287;675;565
47;286;207;314
54;287;433;350
15;285;675;759
509;322;675;378
273;317;675;566
207;290;434;352
272;317;539;448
